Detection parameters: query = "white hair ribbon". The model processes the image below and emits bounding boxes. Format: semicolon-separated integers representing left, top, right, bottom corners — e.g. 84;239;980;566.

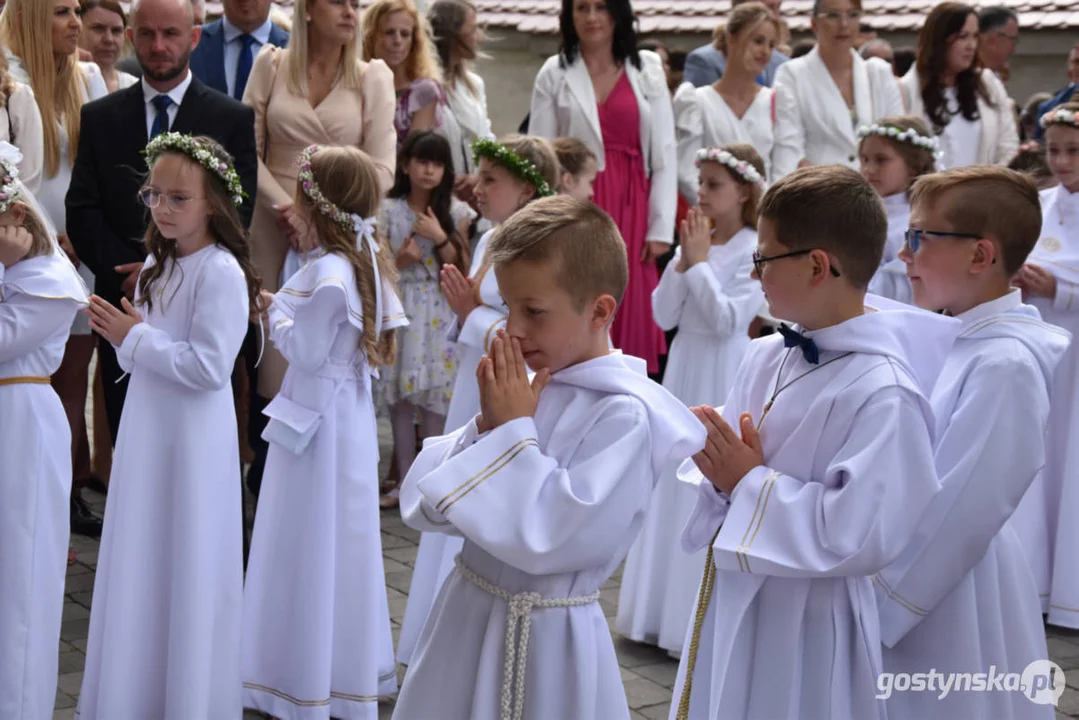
351;214;382;337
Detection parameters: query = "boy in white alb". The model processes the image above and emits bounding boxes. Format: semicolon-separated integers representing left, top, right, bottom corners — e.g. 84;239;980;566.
875;167;1068;718
671;166;959;720
395;196;706;720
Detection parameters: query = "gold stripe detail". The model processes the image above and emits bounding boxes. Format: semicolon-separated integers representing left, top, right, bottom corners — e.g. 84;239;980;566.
129;329;148;363
734;471;778;574
420;502;452;527
0;376;50;386
277;277;365;324
872;573;928;616
960;315;1070;339
243;682;331;707
1049;603;1079;613
435;438;538;514
1;282;88;304
738;473;778;573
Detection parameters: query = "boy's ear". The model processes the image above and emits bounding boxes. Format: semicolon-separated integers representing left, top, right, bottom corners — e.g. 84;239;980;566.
591;293;617;329
970;237;999;273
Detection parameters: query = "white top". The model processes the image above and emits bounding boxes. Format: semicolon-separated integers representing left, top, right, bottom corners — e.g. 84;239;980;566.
117;70;139;90
438;71;493;176
937;87;982;170
221;17;274;98
0;81;44;194
141;70;194;139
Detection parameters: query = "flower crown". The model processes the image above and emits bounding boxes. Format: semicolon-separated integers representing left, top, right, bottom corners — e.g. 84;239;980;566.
694;148;765;190
1040;107;1078;130
297;144;362;232
145;132;246;206
0;142;22;214
472;138;555;198
856;124;941;156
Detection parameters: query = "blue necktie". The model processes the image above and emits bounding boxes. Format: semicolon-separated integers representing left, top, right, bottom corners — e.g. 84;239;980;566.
777;323;820;365
234;34;256;101
150;94;173;138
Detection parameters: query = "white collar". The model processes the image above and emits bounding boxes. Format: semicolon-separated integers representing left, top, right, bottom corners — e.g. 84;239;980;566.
222;16;274;45
141;70;194;107
955;288;1023;328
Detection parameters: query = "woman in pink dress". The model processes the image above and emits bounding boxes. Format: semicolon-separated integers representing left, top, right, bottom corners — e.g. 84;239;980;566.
530;0;677;372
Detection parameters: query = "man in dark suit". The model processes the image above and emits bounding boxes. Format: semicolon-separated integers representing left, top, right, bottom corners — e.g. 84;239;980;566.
190;0;288;100
66;0;257;442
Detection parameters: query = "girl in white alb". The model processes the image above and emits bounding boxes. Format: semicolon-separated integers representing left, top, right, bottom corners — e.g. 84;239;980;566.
617;145;765;655
858;117;939;305
78;134;259;720
396;135;562;665
1012;103;1079;629
0;142;87;719
242;145;407;719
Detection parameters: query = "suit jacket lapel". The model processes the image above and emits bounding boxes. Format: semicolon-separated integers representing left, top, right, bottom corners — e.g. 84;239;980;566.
565;57;603;147
807;48;856;148
851;52;873;131
171;76;206;134
205;22;228;95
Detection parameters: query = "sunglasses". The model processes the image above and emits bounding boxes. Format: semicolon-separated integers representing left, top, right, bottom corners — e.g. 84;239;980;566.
752;248;842;277
903;228;981;253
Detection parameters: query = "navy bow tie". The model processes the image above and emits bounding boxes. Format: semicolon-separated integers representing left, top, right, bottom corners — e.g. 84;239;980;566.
778;323;820;364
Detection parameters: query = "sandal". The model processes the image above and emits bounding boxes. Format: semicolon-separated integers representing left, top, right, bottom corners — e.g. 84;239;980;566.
68;548;77;565
379;487;400;510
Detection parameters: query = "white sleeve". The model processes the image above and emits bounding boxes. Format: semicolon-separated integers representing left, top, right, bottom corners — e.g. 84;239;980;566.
266;289;348;373
457;303;506;353
0;291;76;363
1053;275;1079;312
7;84;43;195
116;258;248;391
875;357;1051;646
528;60;559;140
712;385;939;578
674;93;704;202
646;76;678;245
770;66;804;180
411;401;656;575
651;250;689;331
683;255;763;338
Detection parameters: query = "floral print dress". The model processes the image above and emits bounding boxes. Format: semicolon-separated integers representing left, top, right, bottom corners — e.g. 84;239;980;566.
377;196;476;415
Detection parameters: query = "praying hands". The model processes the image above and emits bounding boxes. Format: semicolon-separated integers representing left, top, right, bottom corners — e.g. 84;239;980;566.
689;406;764;496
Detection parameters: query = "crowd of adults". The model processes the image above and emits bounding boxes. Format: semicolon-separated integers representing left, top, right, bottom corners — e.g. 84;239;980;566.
1;0;1075;558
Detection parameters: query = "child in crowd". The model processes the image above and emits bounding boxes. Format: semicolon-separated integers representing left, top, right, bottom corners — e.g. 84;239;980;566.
242;145;408;718
671;165;959;720
396;195;704;719
0;143;87;718
857;116;938;305
378;131;474;511
876;166;1067;719
79;134;260;718
551;136;598;200
395;134;562;665
617;145;765;656
1013;102;1079;629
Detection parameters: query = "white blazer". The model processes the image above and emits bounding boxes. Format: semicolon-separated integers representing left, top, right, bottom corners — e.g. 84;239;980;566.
772;48;903;179
899;67;1018;168
439;70;494;176
529;50;677;244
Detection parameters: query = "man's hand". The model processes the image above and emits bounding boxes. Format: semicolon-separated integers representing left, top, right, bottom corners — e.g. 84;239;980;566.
478;331;551;429
688;406;763;496
640;240;670;264
1014;263;1057;300
114;262;144;301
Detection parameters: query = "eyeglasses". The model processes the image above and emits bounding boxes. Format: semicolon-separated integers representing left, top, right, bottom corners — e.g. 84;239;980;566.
816;10;862;24
752;248;842;277
903;227;982;253
139;188;200;212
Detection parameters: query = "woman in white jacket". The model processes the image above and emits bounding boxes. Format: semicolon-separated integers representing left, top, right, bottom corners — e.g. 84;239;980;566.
899;2;1018;170
529;0;676;374
771;0;903;179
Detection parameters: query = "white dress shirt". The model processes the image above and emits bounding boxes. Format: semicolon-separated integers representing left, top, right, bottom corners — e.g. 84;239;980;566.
142;70;194;139
222;17;273;98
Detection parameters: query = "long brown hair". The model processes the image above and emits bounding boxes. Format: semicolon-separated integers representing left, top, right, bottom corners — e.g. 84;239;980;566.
138;138;261;315
857;116;937;195
296;146;398;367
699;144;766;229
916;2;991;133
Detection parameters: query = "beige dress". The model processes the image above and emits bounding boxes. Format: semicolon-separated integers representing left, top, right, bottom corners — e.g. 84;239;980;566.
243;45;396;397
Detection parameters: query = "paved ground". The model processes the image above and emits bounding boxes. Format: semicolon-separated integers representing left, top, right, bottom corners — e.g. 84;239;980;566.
54;421;1079;719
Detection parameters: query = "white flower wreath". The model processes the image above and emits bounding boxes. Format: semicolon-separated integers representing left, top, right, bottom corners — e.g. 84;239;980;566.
695;148;766;189
0;142;22;214
856;124;941;156
145;132;246;206
1040;107;1078;130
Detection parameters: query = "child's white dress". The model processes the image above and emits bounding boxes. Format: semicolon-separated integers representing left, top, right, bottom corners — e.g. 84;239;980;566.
78;244;249;719
869;193;914;305
242;250;408;719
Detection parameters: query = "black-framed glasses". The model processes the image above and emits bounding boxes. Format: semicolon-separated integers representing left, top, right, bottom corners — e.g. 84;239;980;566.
904;227;982;253
752;249;842;277
139;188;200;212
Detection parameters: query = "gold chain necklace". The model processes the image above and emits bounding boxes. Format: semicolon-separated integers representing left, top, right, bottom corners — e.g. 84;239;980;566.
756;349;856;431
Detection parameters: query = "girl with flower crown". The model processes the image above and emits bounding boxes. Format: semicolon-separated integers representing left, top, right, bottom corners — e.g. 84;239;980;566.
617;144;766;656
858;116;938;305
0;141;87;718
395;133;562;666
241;145;408;718
77;134;261;720
1012;102;1079;630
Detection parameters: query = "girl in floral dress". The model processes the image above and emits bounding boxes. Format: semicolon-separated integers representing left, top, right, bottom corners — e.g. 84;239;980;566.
380;131;474;507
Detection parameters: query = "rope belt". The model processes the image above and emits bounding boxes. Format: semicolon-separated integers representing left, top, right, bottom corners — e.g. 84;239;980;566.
454;553;600;720
675;526;722;720
0;376;49;386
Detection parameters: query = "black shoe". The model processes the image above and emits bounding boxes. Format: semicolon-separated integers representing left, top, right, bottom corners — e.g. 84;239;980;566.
70;493;103;538
86;473;108;496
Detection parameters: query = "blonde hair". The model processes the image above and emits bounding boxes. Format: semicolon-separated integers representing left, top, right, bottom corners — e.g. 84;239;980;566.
362;0;442;84
714;2;779;55
287;0;364;97
700;143;766;229
487;195;628;310
295;146;398;366
909;166;1042;276
1;0;90;177
16;200;54;260
496;134;562;200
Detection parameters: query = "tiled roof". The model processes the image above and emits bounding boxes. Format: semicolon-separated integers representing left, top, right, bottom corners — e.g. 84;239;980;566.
195;0;1079;35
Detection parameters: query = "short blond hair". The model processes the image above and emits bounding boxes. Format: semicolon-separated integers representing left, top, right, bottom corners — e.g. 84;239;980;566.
759;165;886;289
487;195;628;310
909;166;1042;275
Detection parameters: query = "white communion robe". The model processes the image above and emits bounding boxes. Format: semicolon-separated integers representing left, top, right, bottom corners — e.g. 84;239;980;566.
1018;184;1079;628
617;232;762;655
671;301;960;720
396;228;506;665
875;290;1068;720
395;352;705;720
77;245;249;720
241;251;407;719
0;252;86;719
869;193;914;305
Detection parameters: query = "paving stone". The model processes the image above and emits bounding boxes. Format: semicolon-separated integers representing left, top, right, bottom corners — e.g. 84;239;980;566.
1058;687;1079;716
52;708;76;720
380;532;416;550
624;676;672;710
62;603;90;621
633;661;679;690
53;689;76;709
59;618;90;643
381;557;412;575
58;651;83;675
614;637;674;669
56;672;82;697
383;546;418;568
639;702;673;719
